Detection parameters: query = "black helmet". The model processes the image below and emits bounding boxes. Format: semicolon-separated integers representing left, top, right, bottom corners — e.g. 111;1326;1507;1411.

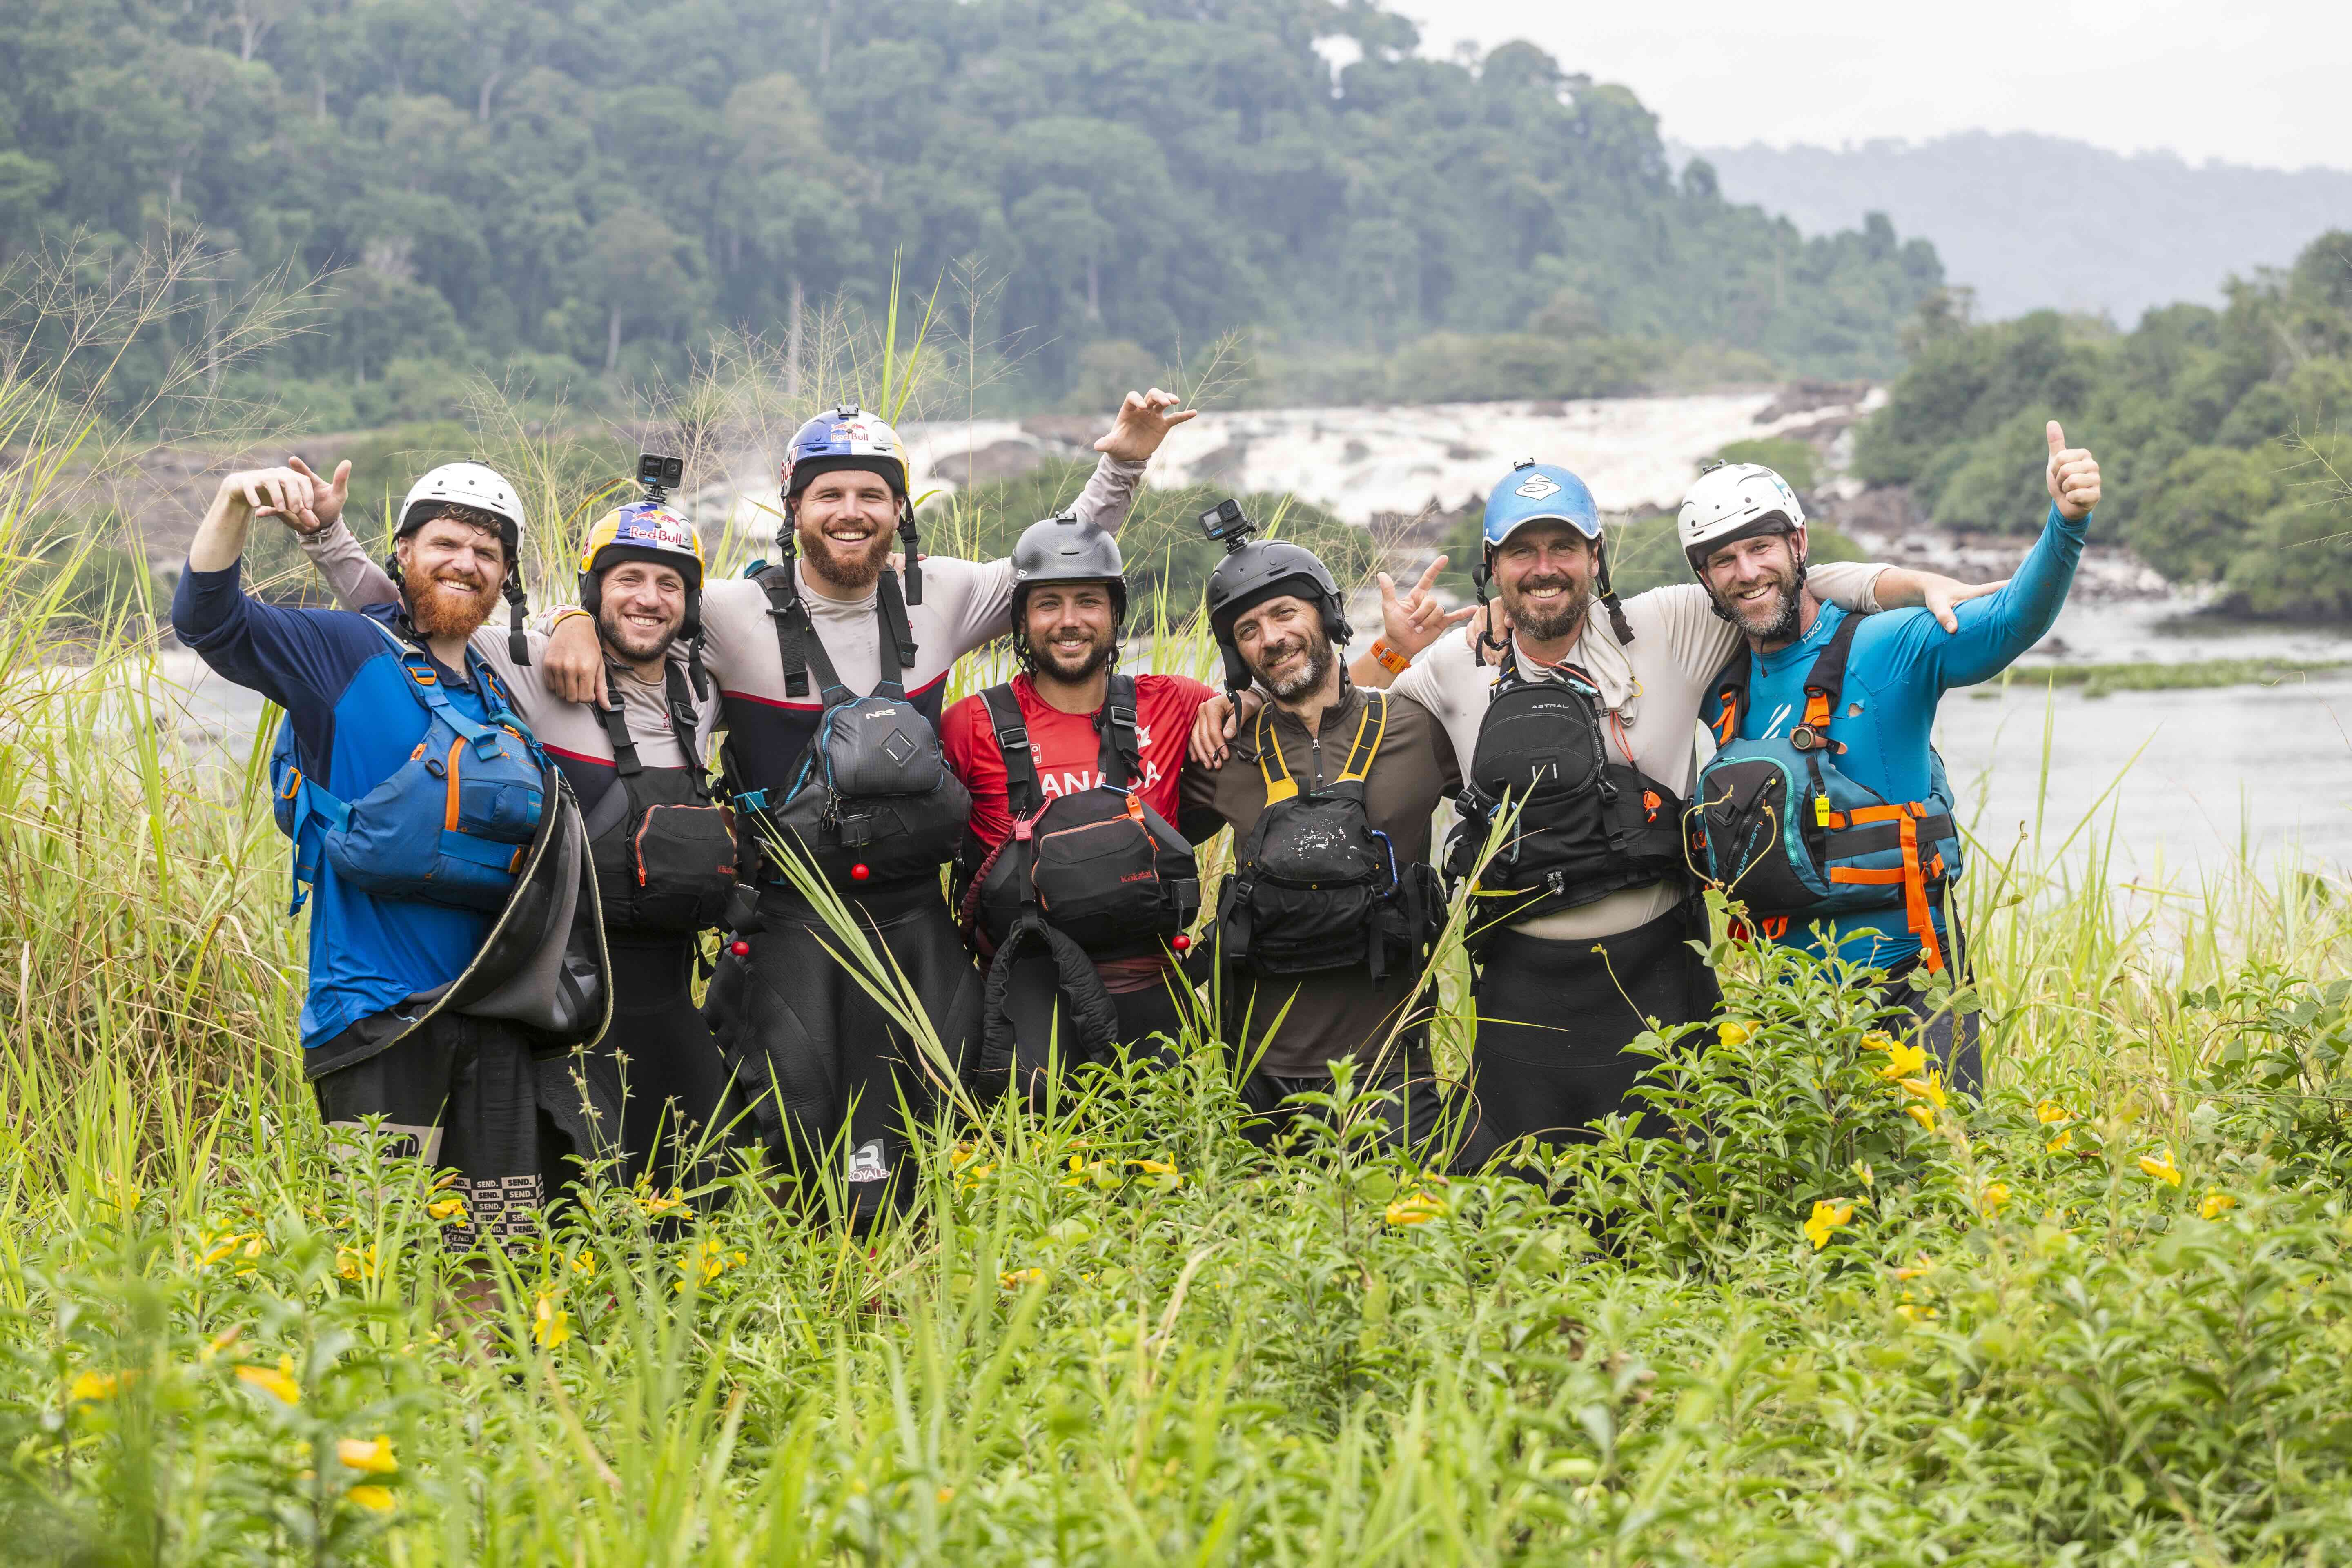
1011;511;1128;622
1204;530;1351;695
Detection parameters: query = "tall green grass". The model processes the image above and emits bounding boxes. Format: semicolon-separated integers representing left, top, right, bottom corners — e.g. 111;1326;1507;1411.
6;256;2352;1564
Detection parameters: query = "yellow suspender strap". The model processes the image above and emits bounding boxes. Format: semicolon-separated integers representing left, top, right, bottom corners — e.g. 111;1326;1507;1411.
1255;707;1298;804
1336;691;1387;784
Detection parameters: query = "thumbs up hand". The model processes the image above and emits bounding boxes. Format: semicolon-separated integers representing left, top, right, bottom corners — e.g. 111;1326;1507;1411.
2045;420;2101;521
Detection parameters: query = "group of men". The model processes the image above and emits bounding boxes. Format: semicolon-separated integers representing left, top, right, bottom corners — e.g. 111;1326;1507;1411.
174;388;2101;1243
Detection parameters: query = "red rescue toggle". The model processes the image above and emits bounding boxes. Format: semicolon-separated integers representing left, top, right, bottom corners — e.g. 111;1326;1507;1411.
728;939;749;957
850;863;871;882
1170;932;1191;952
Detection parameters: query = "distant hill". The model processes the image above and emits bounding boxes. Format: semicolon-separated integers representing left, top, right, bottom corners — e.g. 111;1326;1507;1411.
1688;131;2352;323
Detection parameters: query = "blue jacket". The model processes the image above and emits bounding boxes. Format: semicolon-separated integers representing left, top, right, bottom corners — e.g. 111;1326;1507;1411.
173;562;516;1056
1731;503;2089;967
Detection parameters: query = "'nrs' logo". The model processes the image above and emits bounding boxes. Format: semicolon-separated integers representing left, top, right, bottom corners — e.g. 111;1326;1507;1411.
1515;474;1562;500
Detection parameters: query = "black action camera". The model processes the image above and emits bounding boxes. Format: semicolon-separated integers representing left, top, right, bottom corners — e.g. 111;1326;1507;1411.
1198;497;1257;552
637;451;684;503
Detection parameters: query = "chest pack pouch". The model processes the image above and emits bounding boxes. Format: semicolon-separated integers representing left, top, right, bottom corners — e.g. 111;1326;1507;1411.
270;620;546;916
1217;692;1441;986
1690;611;1965;971
1442;649;1687;943
731;561;969;892
577;659;737;936
953;675;1200;960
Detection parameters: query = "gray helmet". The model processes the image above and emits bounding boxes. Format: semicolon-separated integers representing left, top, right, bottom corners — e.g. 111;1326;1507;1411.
1205;535;1350;695
1010;511;1128;622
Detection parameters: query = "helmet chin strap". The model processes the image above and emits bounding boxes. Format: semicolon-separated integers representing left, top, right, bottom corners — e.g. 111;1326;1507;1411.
897;495;922;605
1593;539;1634;645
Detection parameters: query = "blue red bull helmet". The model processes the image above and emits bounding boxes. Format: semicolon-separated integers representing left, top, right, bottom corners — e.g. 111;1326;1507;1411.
1481;460;1601;553
780;405;912;498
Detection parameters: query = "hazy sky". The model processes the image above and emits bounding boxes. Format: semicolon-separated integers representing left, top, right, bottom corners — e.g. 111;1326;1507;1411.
1388;0;2352;172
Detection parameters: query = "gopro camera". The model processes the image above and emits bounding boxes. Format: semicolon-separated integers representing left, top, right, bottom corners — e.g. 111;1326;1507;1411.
1198;497;1257;552
637;451;684;503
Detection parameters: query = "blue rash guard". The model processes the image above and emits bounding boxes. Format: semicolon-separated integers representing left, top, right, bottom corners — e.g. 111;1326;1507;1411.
173;561;508;1064
1733;502;2090;968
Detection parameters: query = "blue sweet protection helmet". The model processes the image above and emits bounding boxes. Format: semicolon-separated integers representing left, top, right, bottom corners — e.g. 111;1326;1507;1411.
1481;460;1601;553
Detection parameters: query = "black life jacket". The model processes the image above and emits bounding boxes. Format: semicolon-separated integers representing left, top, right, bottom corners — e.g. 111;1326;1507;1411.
1216;692;1442;986
725;561;968;892
1690;611;1965;971
1441;645;1688;940
952;675;1200;960
578;659;738;936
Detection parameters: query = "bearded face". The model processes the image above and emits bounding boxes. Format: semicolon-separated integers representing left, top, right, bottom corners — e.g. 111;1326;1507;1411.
397;514;506;640
1020;582;1118;685
793;468;899;594
1493;525;1599;644
1700;530;1807;643
1234;595;1336;701
596;559;688;664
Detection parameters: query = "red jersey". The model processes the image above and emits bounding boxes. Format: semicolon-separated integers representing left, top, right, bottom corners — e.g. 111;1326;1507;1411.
940;671;1216;854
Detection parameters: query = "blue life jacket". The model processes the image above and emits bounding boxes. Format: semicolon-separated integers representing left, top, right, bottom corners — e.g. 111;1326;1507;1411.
1689;612;1964;973
271;621;548;916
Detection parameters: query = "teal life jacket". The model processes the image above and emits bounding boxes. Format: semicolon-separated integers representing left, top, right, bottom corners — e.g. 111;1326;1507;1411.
271;621;549;917
1689;613;1964;972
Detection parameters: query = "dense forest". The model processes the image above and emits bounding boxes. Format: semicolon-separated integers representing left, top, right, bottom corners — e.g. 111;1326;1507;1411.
1;0;1947;429
1855;231;2352;618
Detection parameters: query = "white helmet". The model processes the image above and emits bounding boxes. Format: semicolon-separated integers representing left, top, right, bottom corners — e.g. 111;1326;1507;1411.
397;462;526;557
1676;462;1804;575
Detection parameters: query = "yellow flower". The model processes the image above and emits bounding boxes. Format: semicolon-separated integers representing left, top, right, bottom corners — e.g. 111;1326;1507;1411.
957;1162;996;1188
70;1370;126;1402
2046;1129;2074;1153
2138;1149;2183;1188
632;1178;687;1217
425;1198;466;1222
199;1327;241;1364
1385;1191;1449;1227
337;1436;398;1475
1802;1199;1856;1250
1717;1021;1753;1048
2201;1191;2237;1221
937;1485;956;1505
999;1268;1047;1290
347;1485;396;1514
1860;1030;1896;1052
195;1231;244;1269
1875;1041;1928;1081
238;1356;301;1406
1905;1103;1936;1131
1129;1158;1179;1177
949;1142;980;1169
532;1294;571;1348
570;1249;598;1277
1894;1301;1938;1324
675;1239;740;1292
335;1245;378;1281
1897;1073;1947;1109
1892;1254;1937;1281
1979;1181;2010;1216
2035;1099;2071;1125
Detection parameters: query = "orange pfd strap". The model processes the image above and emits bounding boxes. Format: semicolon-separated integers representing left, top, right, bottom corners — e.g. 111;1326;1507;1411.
1899;811;1944;974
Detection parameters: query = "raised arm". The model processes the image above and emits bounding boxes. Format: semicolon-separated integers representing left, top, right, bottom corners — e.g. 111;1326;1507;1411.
1903;423;2101;691
1073;388;1194;537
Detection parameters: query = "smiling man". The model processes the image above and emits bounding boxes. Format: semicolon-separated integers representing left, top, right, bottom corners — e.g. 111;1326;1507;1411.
537;392;1193;1222
287;478;737;1192
1684;425;2103;1096
943;513;1222;1102
174;458;611;1258
1184;521;1461;1153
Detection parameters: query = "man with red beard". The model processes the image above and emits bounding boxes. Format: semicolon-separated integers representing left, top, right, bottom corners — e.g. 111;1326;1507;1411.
172;459;615;1258
942;513;1224;1100
538;390;1192;1221
281;472;736;1196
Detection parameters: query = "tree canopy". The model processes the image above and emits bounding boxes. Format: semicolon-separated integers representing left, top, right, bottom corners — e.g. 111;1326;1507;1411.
3;0;1944;429
1855;232;2352;619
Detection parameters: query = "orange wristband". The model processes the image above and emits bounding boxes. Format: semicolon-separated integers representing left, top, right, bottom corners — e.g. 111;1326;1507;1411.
1370;638;1410;675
